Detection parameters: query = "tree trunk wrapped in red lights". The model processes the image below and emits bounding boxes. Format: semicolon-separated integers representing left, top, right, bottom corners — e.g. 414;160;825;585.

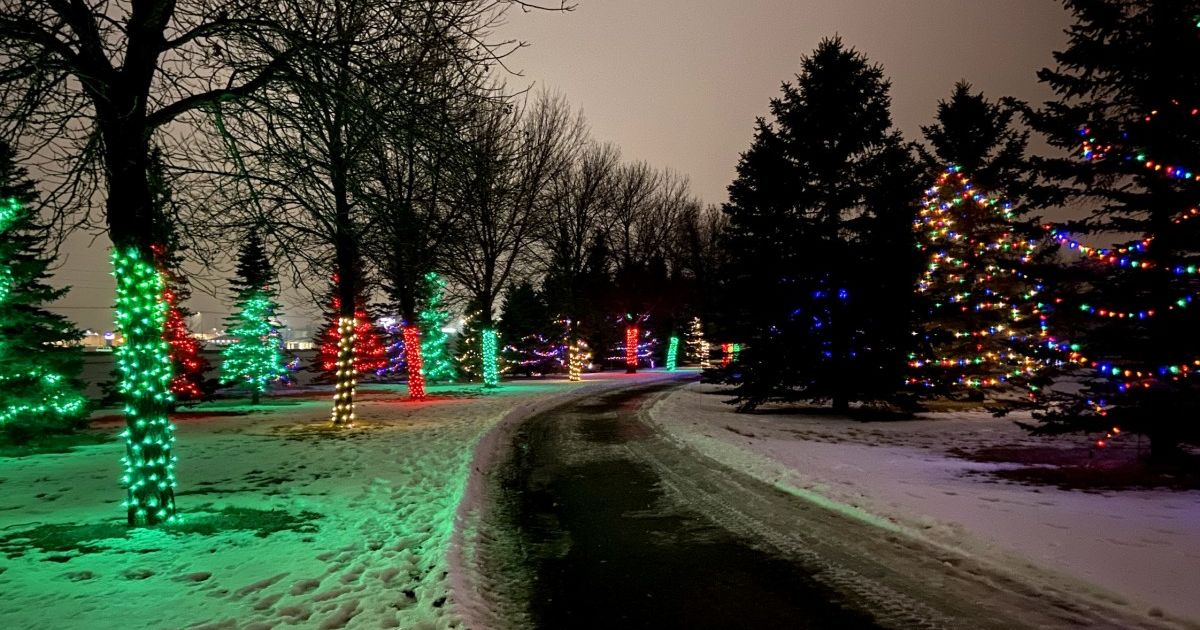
625;325;639;373
403;325;425;400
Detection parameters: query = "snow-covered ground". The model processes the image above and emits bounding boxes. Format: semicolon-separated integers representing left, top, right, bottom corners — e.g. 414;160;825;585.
0;372;679;630
647;383;1200;626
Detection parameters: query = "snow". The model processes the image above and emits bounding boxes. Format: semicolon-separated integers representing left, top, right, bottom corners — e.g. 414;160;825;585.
0;372;681;630
647;383;1200;625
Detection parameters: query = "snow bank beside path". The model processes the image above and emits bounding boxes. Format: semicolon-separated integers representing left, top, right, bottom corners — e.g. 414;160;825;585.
0;373;686;630
647;383;1200;625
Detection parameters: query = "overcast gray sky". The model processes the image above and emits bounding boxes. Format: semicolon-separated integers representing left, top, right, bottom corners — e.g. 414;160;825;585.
48;0;1071;332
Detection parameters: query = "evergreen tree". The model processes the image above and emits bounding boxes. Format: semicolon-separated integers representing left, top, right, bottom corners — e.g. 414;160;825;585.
719;37;921;411
418;272;456;383
1025;0;1200;458
0;142;87;438
920;81;1030;197
498;281;559;376
147;149;211;401
313;268;387;381
220;234;285;404
455;304;497;382
685;316;710;367
909;166;1052;395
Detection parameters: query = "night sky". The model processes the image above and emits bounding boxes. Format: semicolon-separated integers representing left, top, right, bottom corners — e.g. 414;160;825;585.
48;0;1070;332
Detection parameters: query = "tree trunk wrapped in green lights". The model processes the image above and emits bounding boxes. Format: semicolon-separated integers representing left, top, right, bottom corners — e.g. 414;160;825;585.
481;328;500;388
112;246;177;526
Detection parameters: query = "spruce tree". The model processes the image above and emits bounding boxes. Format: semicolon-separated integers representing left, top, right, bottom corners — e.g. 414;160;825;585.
498;281;558;376
720;37;921;411
1026;0;1200;458
0;142;87;438
685;316;710;367
910;166;1052;394
910;83;1052;397
220;234;285;404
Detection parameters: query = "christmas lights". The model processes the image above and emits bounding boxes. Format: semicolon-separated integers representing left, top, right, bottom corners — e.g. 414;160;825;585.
481;328;499;388
666;336;680;371
625;325;639;373
331;316;356;425
568;338;589;381
418;273;456;383
403;325;425;400
220;292;285;404
909;166;1052;391
112;246;178;526
0;195;86;430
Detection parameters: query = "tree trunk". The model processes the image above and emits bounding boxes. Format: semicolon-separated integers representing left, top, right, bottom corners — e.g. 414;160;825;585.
104;120;177;527
251;389;261;406
625;325;639;374
403;325;426;400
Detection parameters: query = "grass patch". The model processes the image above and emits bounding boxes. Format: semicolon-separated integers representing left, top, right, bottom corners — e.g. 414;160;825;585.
0;431;112;458
0;505;322;559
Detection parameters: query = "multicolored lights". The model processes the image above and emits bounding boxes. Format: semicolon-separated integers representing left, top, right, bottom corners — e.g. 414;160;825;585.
403;325;425;400
481;328;499;388
112;246;178;526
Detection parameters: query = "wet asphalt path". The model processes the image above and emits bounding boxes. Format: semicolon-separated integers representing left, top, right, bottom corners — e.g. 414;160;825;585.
479;380;1170;630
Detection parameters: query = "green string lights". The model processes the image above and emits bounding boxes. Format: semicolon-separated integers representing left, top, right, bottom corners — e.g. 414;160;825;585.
481;328;499;388
418;273;456;382
220;292;285;404
666;336;680;371
112;246;178;526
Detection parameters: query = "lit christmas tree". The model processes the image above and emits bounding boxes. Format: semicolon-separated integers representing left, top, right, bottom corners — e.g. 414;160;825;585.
1023;1;1200;457
418;272;456;383
313;272;388;381
0;142;87;436
220;234;285;404
685;316;710;367
908;166;1051;394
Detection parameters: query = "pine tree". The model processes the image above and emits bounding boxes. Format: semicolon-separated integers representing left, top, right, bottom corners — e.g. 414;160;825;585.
498;281;559;376
220;234;285;404
313;271;388;381
0;142;87;438
147;149;211;401
920;81;1030;197
720;37;921;411
909;166;1052;394
1025;0;1200;458
418;272;456;383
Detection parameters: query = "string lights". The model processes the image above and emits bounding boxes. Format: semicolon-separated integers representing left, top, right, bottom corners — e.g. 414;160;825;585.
219;292;285;404
666;336;680;371
908;166;1052;391
403;325;425;400
112;246;178;526
481;328;499;388
330;316;356;425
624;324;639;373
568;338;589;381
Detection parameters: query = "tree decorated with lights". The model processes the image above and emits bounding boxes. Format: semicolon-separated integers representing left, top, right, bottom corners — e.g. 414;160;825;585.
0;142;88;437
665;336;680;371
220;234;285;404
418;272;456;383
909;166;1052;393
147;151;211;402
685;316;709;367
313;271;387;382
720;37;922;411
1024;0;1200;458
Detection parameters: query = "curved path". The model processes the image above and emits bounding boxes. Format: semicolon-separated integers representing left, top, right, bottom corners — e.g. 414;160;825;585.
474;379;1169;629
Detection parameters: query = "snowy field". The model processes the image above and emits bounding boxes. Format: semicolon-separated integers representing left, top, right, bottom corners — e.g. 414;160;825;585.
648;383;1200;627
0;372;680;630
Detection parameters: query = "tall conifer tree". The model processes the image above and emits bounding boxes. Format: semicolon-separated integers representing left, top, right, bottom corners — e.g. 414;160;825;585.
720;37;921;411
220;234;285;404
1026;0;1200;457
